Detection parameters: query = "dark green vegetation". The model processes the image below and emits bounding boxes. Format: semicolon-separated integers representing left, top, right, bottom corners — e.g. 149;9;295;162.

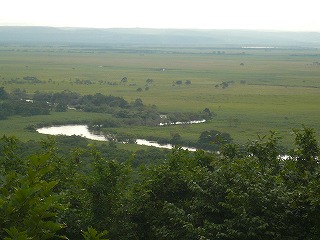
1;127;320;239
0;87;50;118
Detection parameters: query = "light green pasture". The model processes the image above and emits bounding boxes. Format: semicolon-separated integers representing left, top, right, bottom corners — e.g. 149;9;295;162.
0;46;319;147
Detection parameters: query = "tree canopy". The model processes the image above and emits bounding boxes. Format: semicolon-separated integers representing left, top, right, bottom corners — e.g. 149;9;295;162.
0;127;320;239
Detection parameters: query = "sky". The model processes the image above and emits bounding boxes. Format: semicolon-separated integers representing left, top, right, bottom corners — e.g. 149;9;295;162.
1;0;319;31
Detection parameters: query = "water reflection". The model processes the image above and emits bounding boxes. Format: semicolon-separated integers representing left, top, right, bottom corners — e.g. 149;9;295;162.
37;125;107;141
136;139;197;151
37;125;197;151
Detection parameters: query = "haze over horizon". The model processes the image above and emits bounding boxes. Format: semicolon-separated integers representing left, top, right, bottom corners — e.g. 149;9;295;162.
1;0;320;32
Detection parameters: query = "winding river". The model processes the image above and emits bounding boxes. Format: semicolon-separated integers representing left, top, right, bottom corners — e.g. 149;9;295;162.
37;125;292;159
36;125;197;151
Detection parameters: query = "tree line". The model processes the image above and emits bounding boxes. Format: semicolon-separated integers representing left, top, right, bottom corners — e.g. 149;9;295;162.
0;87;213;126
0;87;50;119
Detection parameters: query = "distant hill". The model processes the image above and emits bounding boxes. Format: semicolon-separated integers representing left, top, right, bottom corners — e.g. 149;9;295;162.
0;26;319;47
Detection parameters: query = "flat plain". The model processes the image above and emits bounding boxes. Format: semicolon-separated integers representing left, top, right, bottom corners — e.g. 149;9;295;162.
1;45;319;148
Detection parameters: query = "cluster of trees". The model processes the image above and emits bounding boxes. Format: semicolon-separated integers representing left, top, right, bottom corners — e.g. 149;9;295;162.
196;129;233;150
0;86;136;120
32;90;146;115
153;129;232;151
2;76;44;85
33;90;129;111
74;78;95;85
173;80;192;86
136;78;154;92
32;90;213;126
1;127;319;239
215;81;235;89
0;87;50;119
1;87;214;128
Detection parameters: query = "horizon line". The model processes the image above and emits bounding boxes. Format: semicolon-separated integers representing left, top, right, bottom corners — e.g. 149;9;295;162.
1;25;320;33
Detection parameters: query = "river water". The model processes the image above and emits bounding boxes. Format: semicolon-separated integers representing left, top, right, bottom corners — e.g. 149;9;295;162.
136;139;197;151
36;125;294;158
37;125;107;141
36;125;197;151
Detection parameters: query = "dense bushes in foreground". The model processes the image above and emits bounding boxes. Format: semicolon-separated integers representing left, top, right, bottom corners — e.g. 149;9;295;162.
0;127;320;239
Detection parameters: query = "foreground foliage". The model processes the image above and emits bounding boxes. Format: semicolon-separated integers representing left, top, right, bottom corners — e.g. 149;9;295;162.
0;127;319;239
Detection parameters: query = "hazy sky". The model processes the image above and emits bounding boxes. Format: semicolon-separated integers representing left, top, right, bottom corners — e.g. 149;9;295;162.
1;0;319;31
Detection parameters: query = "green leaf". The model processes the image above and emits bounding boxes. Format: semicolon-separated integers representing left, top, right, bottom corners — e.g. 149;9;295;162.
3;227;31;240
82;227;109;240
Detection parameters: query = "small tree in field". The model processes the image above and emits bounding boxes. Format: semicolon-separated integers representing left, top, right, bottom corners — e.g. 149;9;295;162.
175;80;183;85
120;77;128;85
185;80;191;85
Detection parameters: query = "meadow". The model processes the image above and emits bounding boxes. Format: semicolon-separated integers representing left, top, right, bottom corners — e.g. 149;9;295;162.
0;45;319;148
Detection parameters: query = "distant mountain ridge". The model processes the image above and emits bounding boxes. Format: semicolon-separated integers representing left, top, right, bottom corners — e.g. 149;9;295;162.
0;26;319;47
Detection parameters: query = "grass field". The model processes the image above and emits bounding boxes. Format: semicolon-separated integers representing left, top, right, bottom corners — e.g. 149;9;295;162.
1;45;319;148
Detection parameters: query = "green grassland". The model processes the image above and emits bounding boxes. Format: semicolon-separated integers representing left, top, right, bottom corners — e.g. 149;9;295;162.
1;46;320;148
